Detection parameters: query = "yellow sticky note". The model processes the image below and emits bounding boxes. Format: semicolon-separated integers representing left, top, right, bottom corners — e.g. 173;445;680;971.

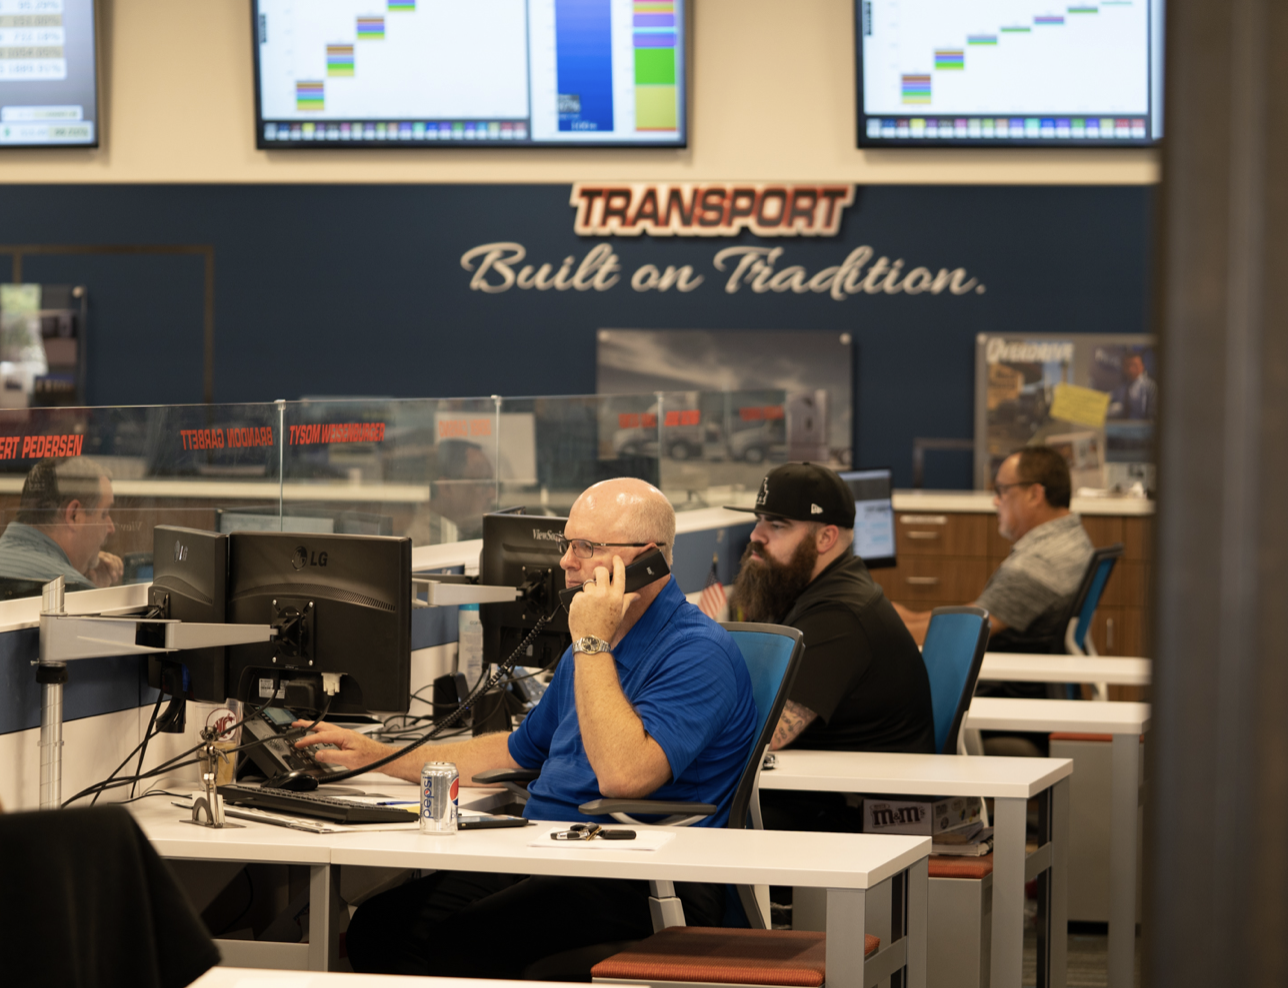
1049;383;1111;429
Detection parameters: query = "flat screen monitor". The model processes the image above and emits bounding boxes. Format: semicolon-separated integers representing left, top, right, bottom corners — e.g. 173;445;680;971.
0;0;99;148
252;0;687;148
838;468;896;569
855;0;1164;148
479;509;572;670
226;531;413;714
146;526;229;704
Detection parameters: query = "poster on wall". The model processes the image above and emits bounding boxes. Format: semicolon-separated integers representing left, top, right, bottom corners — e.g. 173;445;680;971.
975;332;1157;493
597;328;852;496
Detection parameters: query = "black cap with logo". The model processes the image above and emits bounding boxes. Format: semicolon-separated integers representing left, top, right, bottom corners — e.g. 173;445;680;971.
725;462;856;528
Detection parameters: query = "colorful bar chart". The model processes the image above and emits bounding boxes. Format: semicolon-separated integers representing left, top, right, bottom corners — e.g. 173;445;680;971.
388;0;415;10
554;0;614;132
326;44;354;76
934;49;964;69
901;74;931;103
1034;15;1065;24
356;16;385;39
967;35;997;45
296;81;324;110
633;0;677;131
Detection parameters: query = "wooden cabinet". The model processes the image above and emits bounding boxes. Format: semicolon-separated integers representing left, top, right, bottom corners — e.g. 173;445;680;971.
874;501;1154;668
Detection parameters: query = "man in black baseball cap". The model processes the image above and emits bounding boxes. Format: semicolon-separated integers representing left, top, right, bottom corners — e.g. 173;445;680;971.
726;462;934;831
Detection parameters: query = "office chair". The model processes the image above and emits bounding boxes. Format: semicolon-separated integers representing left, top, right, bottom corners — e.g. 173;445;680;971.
585;625;894;988
919;606;991;755
1062;544;1123;699
479;623;806;927
0;805;220;988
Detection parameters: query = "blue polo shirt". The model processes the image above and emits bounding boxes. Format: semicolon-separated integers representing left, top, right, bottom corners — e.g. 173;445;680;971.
508;577;756;827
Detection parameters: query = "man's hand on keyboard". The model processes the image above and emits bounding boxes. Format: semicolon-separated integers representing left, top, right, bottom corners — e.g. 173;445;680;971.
292;721;392;771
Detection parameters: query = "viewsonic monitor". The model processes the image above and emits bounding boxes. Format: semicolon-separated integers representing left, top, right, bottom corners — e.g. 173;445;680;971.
226;531;413;714
479;509;572;670
838;468;897;569
253;0;687;148
0;0;99;148
856;0;1164;147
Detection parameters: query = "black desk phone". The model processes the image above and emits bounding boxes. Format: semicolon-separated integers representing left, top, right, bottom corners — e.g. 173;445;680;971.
240;705;345;790
557;547;671;610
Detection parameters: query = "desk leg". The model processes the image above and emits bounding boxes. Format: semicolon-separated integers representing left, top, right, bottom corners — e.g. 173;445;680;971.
1050;777;1069;988
824;887;866;988
307;864;342;972
906;857;928;988
1107;733;1139;988
990;796;1026;988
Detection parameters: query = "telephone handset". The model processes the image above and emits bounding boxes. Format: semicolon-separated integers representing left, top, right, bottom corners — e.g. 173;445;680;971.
557;547;671;611
240;705;345;789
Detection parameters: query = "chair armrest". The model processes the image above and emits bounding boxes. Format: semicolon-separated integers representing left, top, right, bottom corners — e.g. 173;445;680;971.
471;768;540;786
578;798;717;827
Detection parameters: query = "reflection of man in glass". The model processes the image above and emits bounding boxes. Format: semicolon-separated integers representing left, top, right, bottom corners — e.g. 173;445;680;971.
1108;352;1157;420
428;439;494;542
0;458;122;590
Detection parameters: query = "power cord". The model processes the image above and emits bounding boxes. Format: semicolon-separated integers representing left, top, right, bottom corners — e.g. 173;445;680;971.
309;611;553;785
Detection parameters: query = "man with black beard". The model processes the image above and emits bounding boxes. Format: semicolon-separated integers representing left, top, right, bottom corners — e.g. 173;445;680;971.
727;463;935;831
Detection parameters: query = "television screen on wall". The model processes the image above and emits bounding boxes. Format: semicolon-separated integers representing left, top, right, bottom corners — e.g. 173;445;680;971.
252;0;687;149
855;0;1164;148
0;0;99;148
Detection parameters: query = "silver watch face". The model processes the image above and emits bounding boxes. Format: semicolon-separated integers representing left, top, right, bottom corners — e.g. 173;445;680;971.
575;636;610;654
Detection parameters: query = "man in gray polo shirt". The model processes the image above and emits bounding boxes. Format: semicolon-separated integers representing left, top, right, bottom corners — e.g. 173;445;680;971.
894;445;1094;656
0;457;122;592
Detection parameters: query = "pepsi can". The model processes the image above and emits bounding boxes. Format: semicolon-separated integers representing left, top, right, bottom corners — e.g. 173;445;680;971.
420;762;458;835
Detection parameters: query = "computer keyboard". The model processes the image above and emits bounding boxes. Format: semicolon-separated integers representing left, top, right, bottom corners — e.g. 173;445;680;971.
217;784;418;824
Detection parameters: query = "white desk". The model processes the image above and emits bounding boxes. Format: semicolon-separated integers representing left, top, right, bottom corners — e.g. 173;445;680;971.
965;698;1149;988
759;750;1072;988
137;790;931;988
978;654;1151;688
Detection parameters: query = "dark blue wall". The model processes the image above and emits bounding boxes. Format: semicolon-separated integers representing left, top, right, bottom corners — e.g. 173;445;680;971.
2;184;1151;488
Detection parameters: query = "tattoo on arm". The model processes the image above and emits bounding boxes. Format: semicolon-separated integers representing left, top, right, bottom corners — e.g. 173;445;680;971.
769;700;818;751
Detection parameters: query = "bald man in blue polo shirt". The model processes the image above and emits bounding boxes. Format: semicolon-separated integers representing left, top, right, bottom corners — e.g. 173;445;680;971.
297;478;757;980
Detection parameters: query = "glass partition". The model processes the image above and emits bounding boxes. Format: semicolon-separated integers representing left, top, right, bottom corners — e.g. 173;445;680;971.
0;390;797;600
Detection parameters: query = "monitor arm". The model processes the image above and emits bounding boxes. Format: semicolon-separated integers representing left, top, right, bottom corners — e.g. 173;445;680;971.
35;576;277;809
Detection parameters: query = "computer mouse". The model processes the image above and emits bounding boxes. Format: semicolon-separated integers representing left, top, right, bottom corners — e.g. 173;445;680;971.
266;770;320;792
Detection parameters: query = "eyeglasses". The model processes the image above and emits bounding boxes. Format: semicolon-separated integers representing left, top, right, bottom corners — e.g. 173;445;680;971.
993;481;1037;498
555;537;666;559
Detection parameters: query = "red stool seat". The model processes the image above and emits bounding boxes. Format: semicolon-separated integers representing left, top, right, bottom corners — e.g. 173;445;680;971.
928;852;994;880
591;926;881;987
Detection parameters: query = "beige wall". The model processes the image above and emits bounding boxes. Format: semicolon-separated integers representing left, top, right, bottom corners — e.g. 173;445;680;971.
0;0;1159;185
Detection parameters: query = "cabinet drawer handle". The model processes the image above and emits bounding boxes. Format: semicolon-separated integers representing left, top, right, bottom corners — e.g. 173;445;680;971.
907;532;942;540
905;577;941;586
901;515;947;525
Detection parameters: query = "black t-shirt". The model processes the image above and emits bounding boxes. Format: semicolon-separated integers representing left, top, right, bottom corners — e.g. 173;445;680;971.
778;554;936;754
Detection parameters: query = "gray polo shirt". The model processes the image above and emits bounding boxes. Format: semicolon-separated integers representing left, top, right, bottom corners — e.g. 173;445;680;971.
0;522;95;590
976;514;1094;633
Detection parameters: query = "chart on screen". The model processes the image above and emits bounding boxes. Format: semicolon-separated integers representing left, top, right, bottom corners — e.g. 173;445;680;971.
255;0;686;147
857;0;1163;146
0;0;97;146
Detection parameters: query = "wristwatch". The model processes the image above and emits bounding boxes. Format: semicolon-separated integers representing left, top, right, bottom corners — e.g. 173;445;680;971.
573;635;612;655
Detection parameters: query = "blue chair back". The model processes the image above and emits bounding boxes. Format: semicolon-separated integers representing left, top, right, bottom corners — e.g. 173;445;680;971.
1068;545;1123;651
920;606;991;754
719;622;805;929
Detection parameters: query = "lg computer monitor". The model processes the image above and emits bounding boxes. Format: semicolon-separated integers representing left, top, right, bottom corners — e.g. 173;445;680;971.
226;531;412;714
146;526;229;704
252;0;688;148
479;509;572;670
838;469;897;569
855;0;1165;148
